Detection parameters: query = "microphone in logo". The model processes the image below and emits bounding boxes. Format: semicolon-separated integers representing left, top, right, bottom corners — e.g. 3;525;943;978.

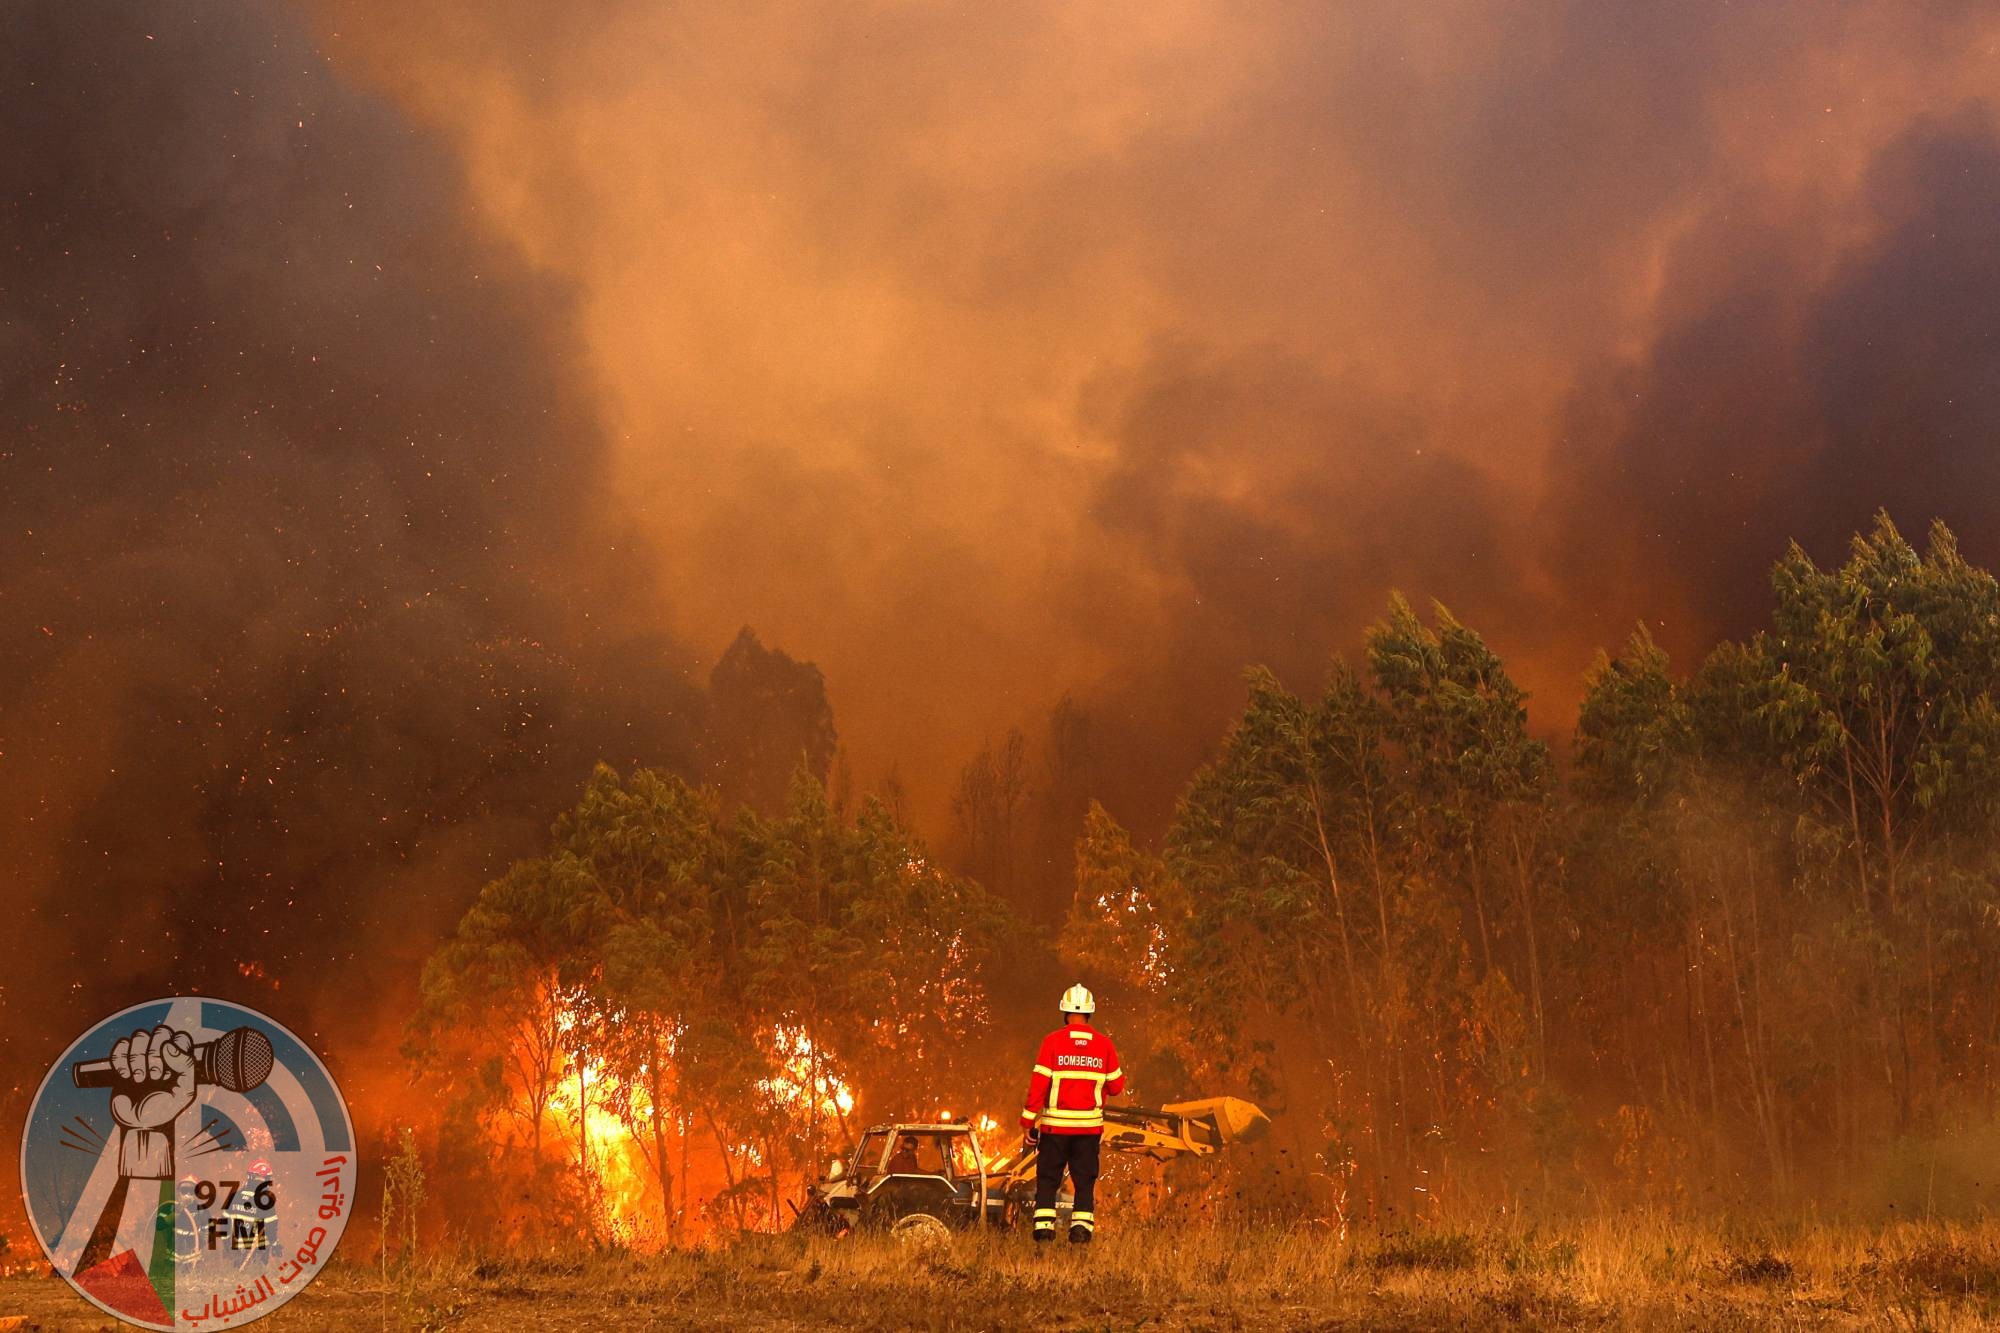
70;1025;276;1094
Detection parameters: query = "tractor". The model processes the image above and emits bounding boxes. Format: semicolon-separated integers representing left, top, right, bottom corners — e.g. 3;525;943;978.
792;1097;1268;1244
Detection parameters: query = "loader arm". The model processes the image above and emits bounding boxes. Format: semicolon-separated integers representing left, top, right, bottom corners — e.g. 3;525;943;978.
988;1095;1268;1194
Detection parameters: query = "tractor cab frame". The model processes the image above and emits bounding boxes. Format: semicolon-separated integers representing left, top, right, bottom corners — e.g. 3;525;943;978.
794;1121;1003;1241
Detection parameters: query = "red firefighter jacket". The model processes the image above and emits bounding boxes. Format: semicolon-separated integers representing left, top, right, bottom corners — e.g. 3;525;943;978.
1020;1022;1124;1135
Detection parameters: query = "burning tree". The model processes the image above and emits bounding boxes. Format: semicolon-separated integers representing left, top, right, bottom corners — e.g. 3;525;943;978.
410;763;1015;1246
408;855;592;1161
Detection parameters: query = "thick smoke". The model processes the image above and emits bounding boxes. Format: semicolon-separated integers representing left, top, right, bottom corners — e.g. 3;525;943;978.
8;0;2000;1087
0;1;708;1080
1077;348;1529;821
1545;108;2000;659
308;0;2000;834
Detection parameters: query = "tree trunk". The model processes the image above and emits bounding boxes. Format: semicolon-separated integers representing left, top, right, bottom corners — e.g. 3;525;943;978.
1467;836;1495;978
1307;780;1379;1179
647;1034;675;1236
705;1110;746;1230
1505;816;1548;1073
676;1109;691;1234
577;1061;594;1234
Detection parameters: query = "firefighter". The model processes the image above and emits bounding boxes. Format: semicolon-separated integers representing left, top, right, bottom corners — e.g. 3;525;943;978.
1019;983;1124;1244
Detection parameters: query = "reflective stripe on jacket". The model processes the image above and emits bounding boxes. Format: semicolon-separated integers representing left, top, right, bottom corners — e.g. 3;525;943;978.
1020;1022;1124;1134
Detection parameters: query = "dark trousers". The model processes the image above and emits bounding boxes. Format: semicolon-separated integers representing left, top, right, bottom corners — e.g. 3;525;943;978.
1033;1132;1101;1219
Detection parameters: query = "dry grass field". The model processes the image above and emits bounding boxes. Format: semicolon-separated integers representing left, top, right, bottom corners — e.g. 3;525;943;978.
6;1216;2000;1330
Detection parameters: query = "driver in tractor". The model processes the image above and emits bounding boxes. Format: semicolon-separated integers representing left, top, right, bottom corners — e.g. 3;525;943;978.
1020;984;1124;1245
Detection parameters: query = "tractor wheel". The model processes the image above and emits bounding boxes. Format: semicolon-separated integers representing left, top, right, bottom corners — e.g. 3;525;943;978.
890;1212;951;1252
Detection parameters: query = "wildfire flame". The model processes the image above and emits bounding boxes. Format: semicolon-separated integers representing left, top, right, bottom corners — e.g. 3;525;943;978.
543;999;857;1242
546;1007;657;1241
760;1024;856;1120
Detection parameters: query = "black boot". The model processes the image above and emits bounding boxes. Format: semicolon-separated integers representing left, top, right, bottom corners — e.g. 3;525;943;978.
1034;1226;1056;1244
1069;1224;1092;1245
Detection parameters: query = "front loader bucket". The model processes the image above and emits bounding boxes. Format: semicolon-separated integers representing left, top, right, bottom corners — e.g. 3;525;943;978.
1161;1096;1270;1146
1099;1096;1271;1159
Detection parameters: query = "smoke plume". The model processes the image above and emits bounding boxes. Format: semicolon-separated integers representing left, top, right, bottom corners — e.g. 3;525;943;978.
305;0;2000;829
0;1;704;1082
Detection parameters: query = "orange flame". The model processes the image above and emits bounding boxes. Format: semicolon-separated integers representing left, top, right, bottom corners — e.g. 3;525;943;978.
759;1024;856;1119
541;999;859;1242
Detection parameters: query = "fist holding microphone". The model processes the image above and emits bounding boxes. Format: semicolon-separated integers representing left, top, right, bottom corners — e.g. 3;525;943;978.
71;1024;274;1178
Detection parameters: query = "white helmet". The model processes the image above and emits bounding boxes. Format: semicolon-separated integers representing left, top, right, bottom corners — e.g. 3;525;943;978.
1059;983;1096;1015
